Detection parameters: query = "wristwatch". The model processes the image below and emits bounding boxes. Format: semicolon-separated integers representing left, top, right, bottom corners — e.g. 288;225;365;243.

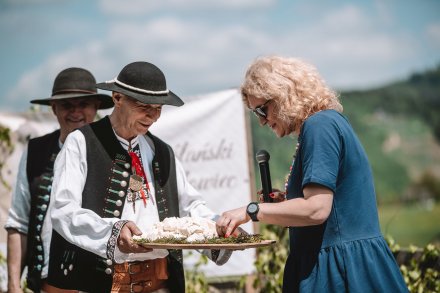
246;202;260;222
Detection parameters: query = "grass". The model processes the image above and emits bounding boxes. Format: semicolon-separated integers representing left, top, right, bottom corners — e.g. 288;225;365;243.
378;202;440;247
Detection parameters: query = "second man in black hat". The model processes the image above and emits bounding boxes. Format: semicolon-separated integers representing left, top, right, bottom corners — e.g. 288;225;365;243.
4;67;113;293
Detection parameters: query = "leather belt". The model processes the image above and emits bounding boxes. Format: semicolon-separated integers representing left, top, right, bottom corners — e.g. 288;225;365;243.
111;258;168;293
113;281;166;293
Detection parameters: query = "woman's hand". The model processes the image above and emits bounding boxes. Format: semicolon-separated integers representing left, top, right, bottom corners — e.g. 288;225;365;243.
216;224;249;238
257;188;286;203
117;221;152;253
217;207;250;238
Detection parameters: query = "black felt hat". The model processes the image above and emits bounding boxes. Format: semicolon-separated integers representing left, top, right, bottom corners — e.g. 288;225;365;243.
30;67;114;109
96;61;184;107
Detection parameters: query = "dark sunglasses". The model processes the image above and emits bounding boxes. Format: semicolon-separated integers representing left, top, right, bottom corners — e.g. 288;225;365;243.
252;100;270;119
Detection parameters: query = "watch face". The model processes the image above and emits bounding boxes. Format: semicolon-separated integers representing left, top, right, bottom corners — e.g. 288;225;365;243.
248;203;258;213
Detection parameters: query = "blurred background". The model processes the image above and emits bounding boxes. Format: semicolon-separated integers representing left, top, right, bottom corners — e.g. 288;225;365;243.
0;0;439;267
1;0;439;112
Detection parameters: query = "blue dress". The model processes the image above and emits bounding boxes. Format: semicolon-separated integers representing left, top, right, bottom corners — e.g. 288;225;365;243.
283;110;408;292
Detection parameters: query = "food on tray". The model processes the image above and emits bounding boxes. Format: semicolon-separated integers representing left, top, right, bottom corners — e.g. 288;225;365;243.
132;216;268;246
135;216;218;242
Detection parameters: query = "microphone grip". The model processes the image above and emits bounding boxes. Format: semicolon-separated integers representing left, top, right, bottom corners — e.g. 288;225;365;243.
258;162;273;203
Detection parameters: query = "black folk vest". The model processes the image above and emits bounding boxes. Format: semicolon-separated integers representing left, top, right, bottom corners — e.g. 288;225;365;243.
26;130;61;293
47;117;184;293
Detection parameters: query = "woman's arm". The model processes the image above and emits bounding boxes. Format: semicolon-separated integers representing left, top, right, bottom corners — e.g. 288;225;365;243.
258;184;333;227
219;184;333;237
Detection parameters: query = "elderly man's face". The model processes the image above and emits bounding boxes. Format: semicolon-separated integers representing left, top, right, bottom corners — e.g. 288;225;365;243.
52;97;99;142
114;94;162;137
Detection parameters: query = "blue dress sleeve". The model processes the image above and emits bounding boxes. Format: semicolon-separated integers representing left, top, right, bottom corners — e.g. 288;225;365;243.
300;112;342;193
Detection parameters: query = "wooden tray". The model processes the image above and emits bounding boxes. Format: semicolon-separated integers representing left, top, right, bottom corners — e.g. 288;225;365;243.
134;239;276;250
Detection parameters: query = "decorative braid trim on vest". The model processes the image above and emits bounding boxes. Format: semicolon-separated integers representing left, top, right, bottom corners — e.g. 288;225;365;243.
107;220;129;261
25;130;60;293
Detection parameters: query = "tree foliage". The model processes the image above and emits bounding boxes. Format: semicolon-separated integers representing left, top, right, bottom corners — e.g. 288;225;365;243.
0;126;14;189
386;236;440;293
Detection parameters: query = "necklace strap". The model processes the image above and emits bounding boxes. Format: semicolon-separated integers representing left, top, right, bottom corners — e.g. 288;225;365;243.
284;142;300;194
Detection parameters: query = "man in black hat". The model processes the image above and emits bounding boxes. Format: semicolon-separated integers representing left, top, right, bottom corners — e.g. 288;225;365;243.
46;62;231;293
4;67;113;293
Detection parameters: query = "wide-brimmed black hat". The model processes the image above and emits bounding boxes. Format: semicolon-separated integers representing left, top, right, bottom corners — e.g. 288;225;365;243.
30;67;114;109
96;61;184;107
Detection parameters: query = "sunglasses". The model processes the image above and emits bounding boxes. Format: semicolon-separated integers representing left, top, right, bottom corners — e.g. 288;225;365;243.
252;100;270;119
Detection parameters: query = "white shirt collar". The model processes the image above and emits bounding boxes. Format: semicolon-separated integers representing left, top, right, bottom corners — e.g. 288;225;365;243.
112;129;140;151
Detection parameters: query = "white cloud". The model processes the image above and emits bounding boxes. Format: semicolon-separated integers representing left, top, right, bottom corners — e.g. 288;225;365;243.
373;0;395;26
4;43;112;109
102;17;270;84
98;0;275;15
2;0;61;4
273;4;419;88
4;3;438;111
320;4;371;32
3;16;271;109
426;22;440;49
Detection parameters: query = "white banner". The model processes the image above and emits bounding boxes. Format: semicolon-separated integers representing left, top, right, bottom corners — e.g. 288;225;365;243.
151;89;255;277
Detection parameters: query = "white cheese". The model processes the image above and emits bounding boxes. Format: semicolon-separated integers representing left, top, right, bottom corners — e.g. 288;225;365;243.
139;216;218;242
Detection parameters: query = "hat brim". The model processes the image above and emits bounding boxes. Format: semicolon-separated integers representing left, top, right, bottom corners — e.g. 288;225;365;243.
30;93;114;109
96;82;184;107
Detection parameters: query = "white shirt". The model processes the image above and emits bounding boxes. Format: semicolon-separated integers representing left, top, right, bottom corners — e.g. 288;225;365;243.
5;140;63;278
5;147;31;235
46;128;216;264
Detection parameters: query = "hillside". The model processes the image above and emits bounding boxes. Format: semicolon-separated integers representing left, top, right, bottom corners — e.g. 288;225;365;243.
250;65;440;204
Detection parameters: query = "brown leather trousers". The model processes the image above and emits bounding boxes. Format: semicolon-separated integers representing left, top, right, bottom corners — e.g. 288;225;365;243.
111;258;168;293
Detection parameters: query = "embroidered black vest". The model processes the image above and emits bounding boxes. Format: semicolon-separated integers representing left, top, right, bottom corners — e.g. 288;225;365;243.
25;130;60;293
47;117;184;293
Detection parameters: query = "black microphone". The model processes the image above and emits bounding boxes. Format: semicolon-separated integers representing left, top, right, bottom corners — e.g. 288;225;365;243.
256;150;273;203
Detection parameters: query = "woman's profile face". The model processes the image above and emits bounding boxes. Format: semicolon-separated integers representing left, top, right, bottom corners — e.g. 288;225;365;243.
247;95;294;137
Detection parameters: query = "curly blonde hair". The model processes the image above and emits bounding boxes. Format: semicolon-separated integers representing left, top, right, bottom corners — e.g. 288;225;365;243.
241;56;343;134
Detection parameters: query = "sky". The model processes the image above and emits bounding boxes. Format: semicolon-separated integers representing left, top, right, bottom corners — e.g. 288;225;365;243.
0;0;439;112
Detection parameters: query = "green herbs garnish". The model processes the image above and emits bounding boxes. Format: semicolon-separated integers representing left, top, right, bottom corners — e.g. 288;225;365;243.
134;234;264;245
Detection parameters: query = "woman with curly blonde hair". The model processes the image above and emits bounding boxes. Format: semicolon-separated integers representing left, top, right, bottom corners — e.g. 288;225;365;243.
218;56;407;292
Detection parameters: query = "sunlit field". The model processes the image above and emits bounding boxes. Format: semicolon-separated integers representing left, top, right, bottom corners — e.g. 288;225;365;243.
378;202;440;247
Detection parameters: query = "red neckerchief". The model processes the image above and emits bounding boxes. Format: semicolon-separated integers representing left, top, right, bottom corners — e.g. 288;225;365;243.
128;151;149;206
